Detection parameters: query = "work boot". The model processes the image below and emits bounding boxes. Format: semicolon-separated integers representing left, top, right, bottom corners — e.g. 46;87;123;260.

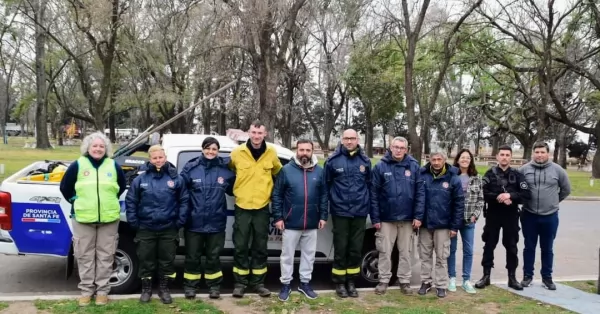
346;281;359;298
508;272;523;291
436;288;447;298
375;282;388;295
475;268;491;289
521;276;533;287
399;283;413;295
139;278;152;303
418;282;432;295
335;284;348;298
183;279;197;299
232;285;246;298
542;278;557;290
158;277;172;304
209;285;221;299
254;284;271;297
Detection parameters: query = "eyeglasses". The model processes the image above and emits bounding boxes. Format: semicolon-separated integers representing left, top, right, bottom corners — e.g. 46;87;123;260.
343;137;357;141
391;146;407;151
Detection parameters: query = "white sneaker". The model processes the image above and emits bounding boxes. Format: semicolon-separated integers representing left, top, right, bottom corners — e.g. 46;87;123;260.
462;280;477;294
448;277;457;292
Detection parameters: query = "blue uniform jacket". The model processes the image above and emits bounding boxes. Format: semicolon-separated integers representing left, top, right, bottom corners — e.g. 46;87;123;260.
125;161;189;231
180;155;236;233
371;151;425;224
420;163;464;231
324;144;376;218
271;156;328;230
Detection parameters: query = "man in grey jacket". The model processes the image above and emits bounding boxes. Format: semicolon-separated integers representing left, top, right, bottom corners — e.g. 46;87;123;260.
518;142;571;291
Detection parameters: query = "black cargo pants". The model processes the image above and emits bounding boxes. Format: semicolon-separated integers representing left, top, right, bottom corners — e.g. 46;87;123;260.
481;208;520;272
331;215;366;284
183;230;226;290
232;205;270;287
135;228;178;279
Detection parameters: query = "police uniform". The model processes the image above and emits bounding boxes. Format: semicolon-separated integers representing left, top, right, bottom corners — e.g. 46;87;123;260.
475;166;530;290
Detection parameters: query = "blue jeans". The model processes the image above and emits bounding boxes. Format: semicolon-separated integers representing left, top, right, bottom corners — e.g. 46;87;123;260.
521;210;559;279
447;223;475;281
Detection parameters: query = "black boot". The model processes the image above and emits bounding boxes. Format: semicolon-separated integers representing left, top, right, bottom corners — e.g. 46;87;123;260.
209;286;220;299
346;281;358;298
335;284;348;298
139;278;152;303
253;284;271;297
158;277;173;304
475;268;491;289
508;272;523;291
542;278;556;290
232;284;246;298
183;279;197;299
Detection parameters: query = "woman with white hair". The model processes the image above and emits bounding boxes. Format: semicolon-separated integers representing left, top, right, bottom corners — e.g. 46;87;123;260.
59;132;127;307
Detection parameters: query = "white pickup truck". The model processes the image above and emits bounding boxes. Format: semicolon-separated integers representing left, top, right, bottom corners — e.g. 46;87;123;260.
0;133;383;294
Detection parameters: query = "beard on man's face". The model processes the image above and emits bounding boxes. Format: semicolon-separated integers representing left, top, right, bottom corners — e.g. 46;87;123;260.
298;154;311;165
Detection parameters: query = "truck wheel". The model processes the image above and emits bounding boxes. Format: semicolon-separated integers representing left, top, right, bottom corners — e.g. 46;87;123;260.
359;228;399;286
108;234;140;294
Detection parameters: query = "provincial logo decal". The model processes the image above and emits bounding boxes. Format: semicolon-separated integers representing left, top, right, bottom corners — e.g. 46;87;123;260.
442;182;449;189
106;172;113;177
83;170;90;177
520;182;528;189
167;180;175;188
359;165;365;172
405;170;411;177
217;177;224;184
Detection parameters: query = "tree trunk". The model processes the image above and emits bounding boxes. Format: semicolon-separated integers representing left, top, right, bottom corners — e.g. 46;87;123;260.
491;135;501;156
364;105;374;157
592;124;600;178
553;140;560;162
108;113;116;143
559;134;568;168
421;122;431;156
217;95;227;135
257;61;279;142
519;136;533;160
280;79;294;149
405;61;422;162
34;0;51;149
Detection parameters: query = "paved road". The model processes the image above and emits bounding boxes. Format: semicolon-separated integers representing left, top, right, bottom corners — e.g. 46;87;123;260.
0;201;597;296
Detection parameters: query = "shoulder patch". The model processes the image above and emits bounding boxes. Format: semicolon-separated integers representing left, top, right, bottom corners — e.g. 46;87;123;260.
520;181;528;189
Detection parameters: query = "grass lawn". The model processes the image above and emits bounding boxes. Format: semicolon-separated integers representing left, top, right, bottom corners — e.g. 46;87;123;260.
29;287;574;314
0;302;8;311
1;137;598;196
34;298;224;314
562;280;599;294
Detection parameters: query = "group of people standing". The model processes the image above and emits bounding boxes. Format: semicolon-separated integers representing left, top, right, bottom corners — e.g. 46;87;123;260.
60;124;570;307
370;140;570;299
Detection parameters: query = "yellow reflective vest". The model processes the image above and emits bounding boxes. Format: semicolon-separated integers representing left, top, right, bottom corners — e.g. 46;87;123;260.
73;156;121;223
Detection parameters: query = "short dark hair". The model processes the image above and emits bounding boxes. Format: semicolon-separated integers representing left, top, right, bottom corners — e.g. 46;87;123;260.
533;141;549;152
296;139;313;149
453;148;478;176
498;144;512;154
250;119;267;131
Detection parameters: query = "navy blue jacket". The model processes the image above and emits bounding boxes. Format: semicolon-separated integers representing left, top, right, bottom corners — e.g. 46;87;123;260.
180;155;235;233
420;163;464;231
371;151;425;224
324;145;376;218
271;156;328;230
125;161;189;231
